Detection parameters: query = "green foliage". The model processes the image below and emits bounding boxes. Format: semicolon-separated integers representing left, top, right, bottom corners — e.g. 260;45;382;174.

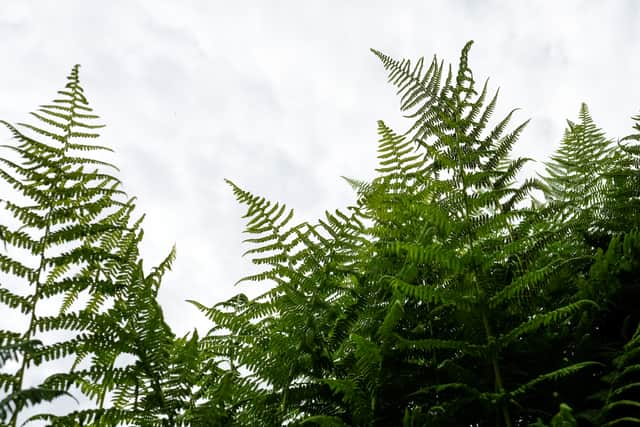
0;67;198;426
190;41;640;426
1;41;640;426
0;65;142;425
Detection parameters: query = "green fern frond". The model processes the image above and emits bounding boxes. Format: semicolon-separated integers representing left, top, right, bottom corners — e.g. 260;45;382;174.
510;361;604;398
503;300;599;345
0;65;183;426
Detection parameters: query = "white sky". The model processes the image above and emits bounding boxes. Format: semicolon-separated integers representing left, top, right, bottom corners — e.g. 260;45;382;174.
1;0;639;420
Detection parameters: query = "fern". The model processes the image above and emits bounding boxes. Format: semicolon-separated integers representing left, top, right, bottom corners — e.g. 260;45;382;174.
602;112;640;236
0;66;197;427
0;65;148;425
192;178;372;425
540;103;623;256
364;41;606;426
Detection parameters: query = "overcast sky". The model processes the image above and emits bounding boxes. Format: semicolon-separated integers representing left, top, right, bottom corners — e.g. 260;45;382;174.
1;2;639;415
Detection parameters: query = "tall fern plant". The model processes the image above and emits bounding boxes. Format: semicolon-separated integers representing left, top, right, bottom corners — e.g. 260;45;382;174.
0;66;174;425
564;115;640;426
366;41;603;426
192;180;372;425
541;103;623;253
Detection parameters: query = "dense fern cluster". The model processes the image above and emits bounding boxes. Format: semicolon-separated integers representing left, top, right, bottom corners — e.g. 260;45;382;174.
1;42;639;426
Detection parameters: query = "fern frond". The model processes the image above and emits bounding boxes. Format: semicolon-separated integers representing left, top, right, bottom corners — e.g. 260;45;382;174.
510;361;604;398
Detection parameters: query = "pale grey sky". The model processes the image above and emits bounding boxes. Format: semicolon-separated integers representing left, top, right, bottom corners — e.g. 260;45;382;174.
1;0;639;420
